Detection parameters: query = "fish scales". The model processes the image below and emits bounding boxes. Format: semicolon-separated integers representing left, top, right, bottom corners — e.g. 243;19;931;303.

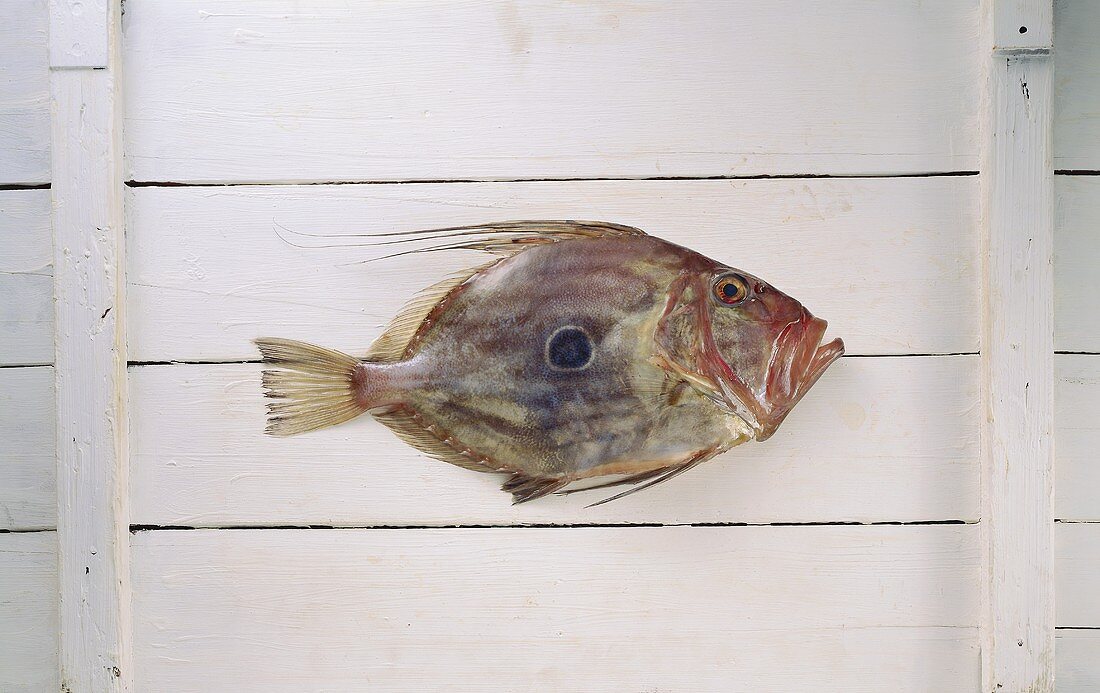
256;221;843;504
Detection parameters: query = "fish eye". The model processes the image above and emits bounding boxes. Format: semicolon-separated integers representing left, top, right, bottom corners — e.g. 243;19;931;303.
713;274;749;305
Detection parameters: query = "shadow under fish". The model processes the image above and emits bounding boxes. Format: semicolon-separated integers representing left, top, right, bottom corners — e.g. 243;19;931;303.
256;221;844;506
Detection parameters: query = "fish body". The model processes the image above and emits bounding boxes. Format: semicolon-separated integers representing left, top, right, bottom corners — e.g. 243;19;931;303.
258;222;843;504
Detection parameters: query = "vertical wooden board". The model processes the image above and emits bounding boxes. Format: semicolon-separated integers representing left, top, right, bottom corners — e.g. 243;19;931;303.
121;0;980;182
1057;630;1100;693
1054;0;1100;169
1055;522;1100;626
132;526;980;692
126;177;979;361
995;0;1052;49
0;367;55;531
51;50;131;693
1054;176;1100;352
980;47;1055;692
48;0;108;68
0;0;50;184
0;532;60;693
1055;355;1100;520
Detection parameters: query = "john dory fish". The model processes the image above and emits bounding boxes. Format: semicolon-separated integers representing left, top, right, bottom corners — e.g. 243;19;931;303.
256;221;844;505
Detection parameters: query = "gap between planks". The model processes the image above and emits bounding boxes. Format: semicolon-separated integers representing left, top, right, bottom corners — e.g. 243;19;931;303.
123;171;980;188
129;519;974;532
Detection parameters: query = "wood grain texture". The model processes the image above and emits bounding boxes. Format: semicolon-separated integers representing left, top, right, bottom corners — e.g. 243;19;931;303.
0;532;59;693
132;525;980;693
1055;176;1100;352
1054;0;1100;169
51;1;132;686
1056;522;1100;626
129;355;977;527
0;189;53;366
0;0;49;185
980;10;1055;688
1055;355;1100;521
1057;630;1100;693
120;0;980;183
126;177;978;362
0;367;55;531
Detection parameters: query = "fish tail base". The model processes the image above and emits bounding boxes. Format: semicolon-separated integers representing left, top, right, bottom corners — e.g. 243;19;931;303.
255;337;369;436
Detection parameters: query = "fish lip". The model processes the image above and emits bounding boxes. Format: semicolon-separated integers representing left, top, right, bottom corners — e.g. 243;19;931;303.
755;312;844;441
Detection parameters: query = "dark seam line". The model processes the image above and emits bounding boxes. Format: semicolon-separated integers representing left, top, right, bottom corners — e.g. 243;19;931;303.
0;362;52;369
1055;170;1100;176
0;527;55;534
0;183;50;191
1055;519;1100;523
126;352;977;368
124;171;980;188
1057;627;1100;631
130;519;972;532
1056;351;1100;356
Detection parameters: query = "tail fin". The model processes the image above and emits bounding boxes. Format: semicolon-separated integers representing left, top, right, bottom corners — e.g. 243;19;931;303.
254;338;368;437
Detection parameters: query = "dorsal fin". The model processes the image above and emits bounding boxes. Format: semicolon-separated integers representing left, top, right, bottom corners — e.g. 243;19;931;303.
365;262;494;362
364;221;647;363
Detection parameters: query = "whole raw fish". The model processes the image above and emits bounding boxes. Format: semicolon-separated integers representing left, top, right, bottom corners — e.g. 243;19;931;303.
257;221;843;504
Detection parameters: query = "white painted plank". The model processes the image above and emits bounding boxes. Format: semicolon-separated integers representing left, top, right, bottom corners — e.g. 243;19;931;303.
121;0;980;183
1055;355;1100;521
1057;630;1100;693
132;525;980;693
0;0;49;184
980;21;1055;691
50;1;131;687
48;0;108;68
1056;523;1100;627
126;177;978;361
1054;0;1100;169
0;189;53;366
995;0;1053;50
1054;176;1100;352
0;531;59;693
0;367;55;531
0;189;52;274
129;355;977;526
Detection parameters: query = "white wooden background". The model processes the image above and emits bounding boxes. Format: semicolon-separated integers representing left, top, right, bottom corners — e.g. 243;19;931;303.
0;0;1096;690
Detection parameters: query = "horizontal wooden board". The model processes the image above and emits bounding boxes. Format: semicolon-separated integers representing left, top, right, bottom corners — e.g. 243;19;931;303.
132;525;980;692
0;367;55;531
0;190;53;366
0;0;49;184
1055;0;1100;169
121;0;979;182
1055;176;1100;352
1055;355;1100;520
1055;522;1100;626
129;355;977;526
1057;630;1100;693
0;532;59;692
126;177;978;361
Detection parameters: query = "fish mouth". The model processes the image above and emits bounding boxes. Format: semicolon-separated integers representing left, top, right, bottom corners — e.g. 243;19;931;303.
755;311;844;441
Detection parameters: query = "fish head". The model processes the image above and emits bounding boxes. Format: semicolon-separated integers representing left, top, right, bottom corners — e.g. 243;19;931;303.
655;263;844;441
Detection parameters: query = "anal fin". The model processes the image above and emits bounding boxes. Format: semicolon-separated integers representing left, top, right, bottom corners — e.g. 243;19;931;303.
373;407;501;473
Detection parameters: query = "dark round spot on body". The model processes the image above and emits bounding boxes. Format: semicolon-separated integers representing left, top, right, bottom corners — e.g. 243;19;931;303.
546;326;593;370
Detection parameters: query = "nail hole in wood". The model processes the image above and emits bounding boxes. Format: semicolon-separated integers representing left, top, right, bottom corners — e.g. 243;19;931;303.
1019;26;1027;34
